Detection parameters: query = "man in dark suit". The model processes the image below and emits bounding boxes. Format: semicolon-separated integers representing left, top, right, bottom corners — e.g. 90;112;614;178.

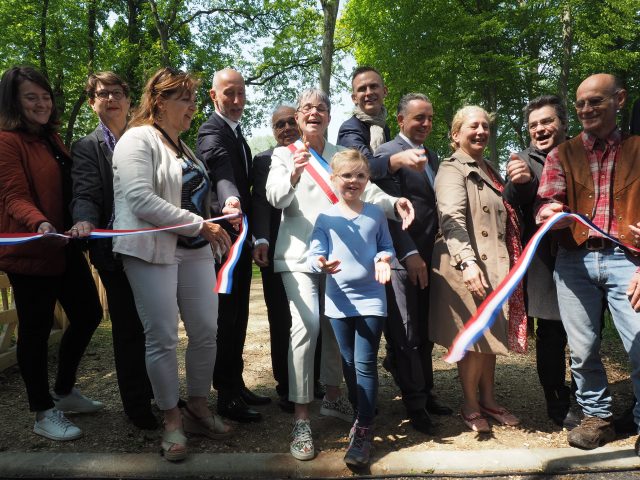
70;72;155;429
337;66;428;179
197;68;269;423
251;105;324;413
373;93;452;435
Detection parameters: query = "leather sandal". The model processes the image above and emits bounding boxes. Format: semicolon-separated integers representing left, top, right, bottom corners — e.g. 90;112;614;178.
182;405;232;440
460;410;491;433
161;428;187;462
479;404;521;426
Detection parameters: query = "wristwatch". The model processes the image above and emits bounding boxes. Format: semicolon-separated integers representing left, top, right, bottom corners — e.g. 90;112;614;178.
458;259;477;271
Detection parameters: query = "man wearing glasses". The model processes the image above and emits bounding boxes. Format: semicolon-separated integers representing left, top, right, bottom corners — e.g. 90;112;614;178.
503;95;581;429
70;72;155;430
536;74;640;454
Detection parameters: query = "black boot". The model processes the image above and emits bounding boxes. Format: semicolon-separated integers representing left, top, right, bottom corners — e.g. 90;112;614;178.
545;386;581;429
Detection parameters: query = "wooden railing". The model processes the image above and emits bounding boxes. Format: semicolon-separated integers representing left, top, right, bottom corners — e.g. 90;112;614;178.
0;272;71;372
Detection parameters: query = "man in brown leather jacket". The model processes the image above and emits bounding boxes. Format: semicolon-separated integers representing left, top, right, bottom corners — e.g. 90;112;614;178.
536;73;640;454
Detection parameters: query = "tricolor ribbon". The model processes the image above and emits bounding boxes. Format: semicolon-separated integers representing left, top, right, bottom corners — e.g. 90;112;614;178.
0;213;242;245
215;215;249;294
445;212;640;363
0;213;246;294
287;139;339;204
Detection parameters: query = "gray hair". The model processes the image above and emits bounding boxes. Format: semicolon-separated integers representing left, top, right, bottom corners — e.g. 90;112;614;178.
271;103;296;117
296;88;331;113
397;93;431;116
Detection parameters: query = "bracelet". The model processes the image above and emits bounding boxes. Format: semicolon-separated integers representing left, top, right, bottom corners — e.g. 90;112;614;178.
458;260;476;271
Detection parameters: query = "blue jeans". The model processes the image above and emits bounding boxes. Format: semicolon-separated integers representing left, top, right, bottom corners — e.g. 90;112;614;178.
554;246;640;430
330;315;385;426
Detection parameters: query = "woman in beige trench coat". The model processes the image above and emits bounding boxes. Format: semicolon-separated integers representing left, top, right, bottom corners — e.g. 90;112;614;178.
429;106;526;433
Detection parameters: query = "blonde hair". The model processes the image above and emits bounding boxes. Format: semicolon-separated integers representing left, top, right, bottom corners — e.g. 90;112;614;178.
129;67;200;127
449;105;491;152
330;149;370;176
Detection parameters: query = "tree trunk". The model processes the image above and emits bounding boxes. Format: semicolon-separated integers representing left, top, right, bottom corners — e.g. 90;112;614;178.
148;0;171;66
319;0;339;96
65;93;86;147
125;0;143;90
39;0;49;78
65;0;97;147
558;2;572;108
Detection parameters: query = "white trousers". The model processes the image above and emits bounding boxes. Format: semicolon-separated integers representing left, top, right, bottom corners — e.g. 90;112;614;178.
123;246;218;410
281;271;342;404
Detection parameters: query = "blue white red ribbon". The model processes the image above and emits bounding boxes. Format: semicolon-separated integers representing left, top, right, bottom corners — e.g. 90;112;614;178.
445;212;640;363
215;215;249;294
0;214;245;294
0;213;242;245
287;139;339;204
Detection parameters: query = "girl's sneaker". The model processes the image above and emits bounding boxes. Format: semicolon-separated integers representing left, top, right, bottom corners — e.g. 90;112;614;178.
344;421;372;467
290;419;314;460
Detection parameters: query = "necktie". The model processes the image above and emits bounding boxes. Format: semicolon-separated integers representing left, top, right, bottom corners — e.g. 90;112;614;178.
235;125;248;174
420;146;435;187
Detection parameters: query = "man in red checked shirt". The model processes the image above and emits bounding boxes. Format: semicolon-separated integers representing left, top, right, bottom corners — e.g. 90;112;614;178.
536;73;640;454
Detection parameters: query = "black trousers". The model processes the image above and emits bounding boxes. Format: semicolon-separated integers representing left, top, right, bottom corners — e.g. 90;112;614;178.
536;318;569;393
213;243;253;398
9;246;102;412
385;268;434;413
98;268;153;417
260;264;322;397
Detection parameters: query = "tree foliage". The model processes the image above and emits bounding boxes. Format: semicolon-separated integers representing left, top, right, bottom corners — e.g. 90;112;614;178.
342;0;640;163
0;0;349;146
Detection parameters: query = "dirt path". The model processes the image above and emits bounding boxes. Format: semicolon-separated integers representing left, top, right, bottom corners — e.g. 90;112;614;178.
0;279;636;457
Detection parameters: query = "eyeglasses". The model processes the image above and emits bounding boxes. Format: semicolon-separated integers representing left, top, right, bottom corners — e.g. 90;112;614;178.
574;91;619;111
95;89;125;101
337;172;368;182
528;116;556;131
274;117;296;130
299;104;329;114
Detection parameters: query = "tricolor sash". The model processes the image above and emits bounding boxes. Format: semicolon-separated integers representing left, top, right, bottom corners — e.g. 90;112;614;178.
287;139;338;204
445;212;640;363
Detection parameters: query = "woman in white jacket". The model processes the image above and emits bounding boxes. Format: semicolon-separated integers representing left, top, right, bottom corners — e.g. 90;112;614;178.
266;88;413;460
113;67;232;461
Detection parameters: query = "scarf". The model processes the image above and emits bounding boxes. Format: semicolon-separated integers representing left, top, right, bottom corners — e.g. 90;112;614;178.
353;105;388;153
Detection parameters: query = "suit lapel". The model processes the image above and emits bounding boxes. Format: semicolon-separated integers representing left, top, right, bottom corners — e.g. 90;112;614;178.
94;128;113;166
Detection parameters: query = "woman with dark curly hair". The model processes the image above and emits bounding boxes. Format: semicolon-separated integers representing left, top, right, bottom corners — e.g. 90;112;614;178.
0;66;103;441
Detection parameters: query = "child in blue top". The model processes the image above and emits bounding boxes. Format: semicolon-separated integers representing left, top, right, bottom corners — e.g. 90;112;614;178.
307;149;394;468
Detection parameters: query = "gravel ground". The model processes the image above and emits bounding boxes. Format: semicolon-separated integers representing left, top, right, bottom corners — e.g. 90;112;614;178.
0;278;636;458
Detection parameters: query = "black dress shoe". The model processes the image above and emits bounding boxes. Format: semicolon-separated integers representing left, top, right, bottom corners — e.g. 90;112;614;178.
128;410;159;430
314;381;326;400
218;397;262;423
278;395;295;414
614;404;636;434
426;395;453;416
240;386;271;406
409;408;434;435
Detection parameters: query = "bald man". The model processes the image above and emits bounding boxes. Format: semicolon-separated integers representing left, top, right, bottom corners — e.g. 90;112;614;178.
197;68;268;423
537;73;640;453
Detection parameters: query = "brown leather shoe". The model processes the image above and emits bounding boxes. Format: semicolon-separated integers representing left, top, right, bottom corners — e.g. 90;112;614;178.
567;415;615;450
635;435;639;457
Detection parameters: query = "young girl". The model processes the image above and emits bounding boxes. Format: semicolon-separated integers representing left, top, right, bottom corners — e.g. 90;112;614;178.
307;149;394;468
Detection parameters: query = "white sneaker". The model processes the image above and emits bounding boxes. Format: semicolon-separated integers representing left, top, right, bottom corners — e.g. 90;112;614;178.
52;387;104;413
319;395;354;423
34;408;83;441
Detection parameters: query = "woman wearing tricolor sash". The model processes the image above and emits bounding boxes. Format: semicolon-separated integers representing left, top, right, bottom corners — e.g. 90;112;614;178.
266;88;414;461
429;106;526;434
